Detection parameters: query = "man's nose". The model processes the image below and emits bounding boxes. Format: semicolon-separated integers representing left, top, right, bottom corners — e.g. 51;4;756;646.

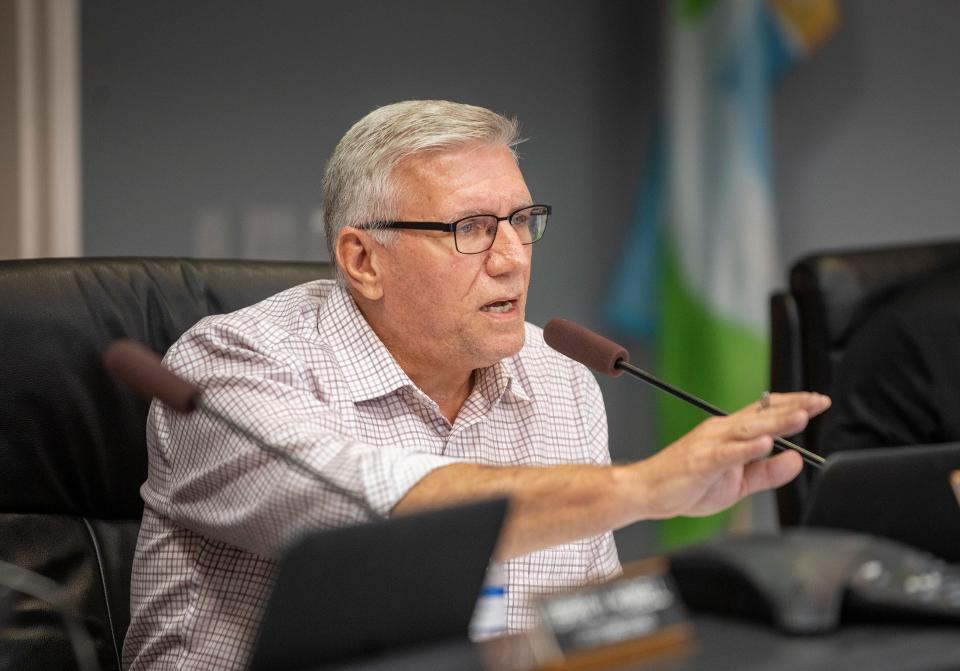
485;221;529;274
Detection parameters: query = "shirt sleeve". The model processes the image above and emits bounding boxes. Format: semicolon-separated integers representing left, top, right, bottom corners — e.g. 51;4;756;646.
141;319;458;559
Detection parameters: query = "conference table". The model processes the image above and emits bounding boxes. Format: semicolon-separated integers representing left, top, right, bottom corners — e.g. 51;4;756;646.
633;615;960;671
323;613;960;671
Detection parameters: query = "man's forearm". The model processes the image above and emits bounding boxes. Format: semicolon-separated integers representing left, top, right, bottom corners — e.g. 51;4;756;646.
392;392;831;560
391;462;645;559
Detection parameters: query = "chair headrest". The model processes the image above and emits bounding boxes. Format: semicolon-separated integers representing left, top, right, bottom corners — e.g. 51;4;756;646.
0;257;332;518
790;240;960;350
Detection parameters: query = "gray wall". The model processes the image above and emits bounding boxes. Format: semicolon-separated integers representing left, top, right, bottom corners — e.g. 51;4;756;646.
775;0;960;271
81;0;960;559
82;0;663;558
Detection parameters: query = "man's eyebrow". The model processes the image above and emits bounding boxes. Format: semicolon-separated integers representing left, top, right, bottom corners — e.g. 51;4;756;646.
444;208;486;222
446;201;535;222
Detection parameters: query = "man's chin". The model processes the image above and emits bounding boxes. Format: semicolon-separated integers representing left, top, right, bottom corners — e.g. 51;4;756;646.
481;328;526;365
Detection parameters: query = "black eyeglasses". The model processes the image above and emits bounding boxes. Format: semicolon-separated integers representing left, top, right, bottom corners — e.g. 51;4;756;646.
366;204;550;254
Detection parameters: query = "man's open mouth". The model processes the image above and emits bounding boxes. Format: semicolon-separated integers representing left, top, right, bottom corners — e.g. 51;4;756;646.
481;300;515;314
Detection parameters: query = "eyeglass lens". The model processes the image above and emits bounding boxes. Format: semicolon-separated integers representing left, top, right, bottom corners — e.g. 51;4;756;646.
454;205;549;254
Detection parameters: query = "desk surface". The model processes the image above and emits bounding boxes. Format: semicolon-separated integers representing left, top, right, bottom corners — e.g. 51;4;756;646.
647;615;960;671
325;615;960;671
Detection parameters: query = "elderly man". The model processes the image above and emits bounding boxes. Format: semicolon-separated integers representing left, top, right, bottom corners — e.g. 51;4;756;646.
122;100;829;670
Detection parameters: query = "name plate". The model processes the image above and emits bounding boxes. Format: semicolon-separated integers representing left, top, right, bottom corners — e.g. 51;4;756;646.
532;559;693;670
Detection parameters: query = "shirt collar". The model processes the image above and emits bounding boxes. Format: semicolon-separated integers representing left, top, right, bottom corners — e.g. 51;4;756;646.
483;356;533;404
315;283;413;402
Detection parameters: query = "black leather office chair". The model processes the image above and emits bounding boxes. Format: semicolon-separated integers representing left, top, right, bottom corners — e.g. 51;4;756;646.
769;240;960;526
0;258;332;671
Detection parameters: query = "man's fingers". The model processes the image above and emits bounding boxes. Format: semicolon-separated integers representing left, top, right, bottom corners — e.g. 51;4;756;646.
743;391;830;416
740;450;803;498
697;405;811;471
673;391;829;482
696;432;773;472
727;406;811;442
745;391;831;417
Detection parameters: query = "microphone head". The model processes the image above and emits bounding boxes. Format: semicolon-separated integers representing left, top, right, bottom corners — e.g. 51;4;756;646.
543;318;629;377
103;339;199;413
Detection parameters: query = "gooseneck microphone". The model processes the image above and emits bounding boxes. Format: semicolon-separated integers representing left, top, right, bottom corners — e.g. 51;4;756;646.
542;319;825;469
103;340;385;520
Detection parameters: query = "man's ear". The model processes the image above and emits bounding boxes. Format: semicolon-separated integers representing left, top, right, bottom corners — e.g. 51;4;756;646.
335;227;385;300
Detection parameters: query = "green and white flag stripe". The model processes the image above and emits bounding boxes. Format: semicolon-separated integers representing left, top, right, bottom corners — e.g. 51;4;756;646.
608;0;837;548
659;0;777;547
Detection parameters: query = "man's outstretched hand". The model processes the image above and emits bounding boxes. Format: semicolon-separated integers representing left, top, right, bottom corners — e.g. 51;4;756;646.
631;392;831;520
395;391;830;560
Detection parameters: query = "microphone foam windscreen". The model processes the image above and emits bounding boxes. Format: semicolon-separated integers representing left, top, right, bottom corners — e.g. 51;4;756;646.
543;318;629;377
103;339;200;413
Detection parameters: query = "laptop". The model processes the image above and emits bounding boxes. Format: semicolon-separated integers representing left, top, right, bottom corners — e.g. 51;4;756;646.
249;497;508;671
802;442;960;561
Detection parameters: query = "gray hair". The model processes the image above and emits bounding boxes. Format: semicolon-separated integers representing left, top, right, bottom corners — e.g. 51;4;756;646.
321;100;522;275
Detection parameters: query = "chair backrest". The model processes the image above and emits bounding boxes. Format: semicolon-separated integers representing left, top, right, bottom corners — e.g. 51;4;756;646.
769;240;960;526
0;257;332;671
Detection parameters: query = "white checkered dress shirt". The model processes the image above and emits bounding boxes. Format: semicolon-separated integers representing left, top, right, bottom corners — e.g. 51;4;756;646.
122;280;620;670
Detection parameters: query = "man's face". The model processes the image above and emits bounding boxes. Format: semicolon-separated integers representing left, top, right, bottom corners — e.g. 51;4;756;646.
374;142;534;375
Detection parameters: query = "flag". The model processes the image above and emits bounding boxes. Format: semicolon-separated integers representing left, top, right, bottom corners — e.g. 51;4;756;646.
607;0;838;549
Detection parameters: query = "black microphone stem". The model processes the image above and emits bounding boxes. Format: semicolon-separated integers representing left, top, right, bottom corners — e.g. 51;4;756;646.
614;360;825;469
